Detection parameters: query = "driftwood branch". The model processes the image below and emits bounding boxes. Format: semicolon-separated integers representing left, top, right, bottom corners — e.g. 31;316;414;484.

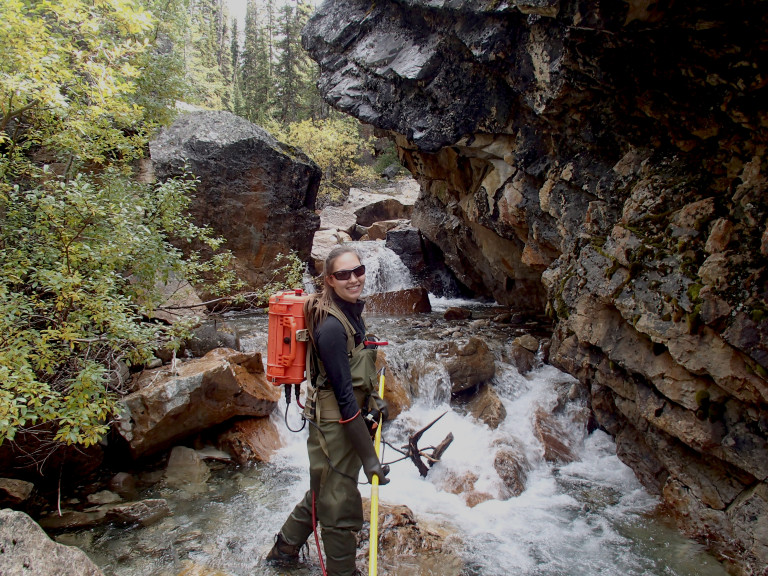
402;412;454;477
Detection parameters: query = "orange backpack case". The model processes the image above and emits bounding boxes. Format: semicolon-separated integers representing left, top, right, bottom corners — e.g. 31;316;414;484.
266;289;310;385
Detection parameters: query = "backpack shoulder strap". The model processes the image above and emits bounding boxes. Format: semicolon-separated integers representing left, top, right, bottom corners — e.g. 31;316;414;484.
325;301;363;356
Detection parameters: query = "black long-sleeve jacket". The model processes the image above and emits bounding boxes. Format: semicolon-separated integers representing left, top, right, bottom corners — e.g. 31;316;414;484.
313;294;366;422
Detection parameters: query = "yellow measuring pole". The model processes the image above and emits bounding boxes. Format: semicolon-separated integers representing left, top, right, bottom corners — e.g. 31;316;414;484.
369;367;385;576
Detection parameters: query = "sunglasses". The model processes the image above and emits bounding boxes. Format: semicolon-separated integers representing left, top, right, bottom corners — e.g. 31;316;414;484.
331;264;366;281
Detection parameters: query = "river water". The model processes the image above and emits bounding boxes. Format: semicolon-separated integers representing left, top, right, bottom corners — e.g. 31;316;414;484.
75;245;729;576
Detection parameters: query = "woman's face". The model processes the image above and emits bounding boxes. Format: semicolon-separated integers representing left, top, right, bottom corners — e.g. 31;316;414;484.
326;252;366;303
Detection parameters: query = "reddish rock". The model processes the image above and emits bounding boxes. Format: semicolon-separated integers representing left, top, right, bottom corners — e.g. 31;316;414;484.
375;352;412;420
467;384;507;429
444;307;472;321
368;219;407;240
464;491;495;508
217;417;282;465
705;218;734;254
442;337;496;394
366;287;431;316
442;471;479;495
533;408;576;464
494;446;529;499
115;348;280;458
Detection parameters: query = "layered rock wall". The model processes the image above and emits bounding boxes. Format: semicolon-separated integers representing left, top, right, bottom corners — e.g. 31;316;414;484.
302;1;768;573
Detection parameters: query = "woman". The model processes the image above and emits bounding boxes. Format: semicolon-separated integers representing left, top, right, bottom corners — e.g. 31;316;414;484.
266;245;389;576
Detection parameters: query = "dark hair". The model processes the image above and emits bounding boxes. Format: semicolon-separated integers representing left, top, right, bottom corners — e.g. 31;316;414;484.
303;245;362;342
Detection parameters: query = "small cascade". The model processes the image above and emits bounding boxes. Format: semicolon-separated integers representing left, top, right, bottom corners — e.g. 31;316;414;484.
77;302;729;576
349;240;415;295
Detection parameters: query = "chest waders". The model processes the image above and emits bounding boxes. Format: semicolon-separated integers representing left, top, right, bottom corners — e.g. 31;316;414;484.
277;302;379;576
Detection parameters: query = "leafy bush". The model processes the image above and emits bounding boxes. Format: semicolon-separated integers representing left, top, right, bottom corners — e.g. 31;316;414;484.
270;115;378;204
0;0;237;449
0;170;240;447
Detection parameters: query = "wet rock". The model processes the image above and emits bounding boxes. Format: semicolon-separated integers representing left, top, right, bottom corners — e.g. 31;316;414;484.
442;337;496;394
105;499;171;527
174;561;234;576
86;490;121;506
515;334;540;353
441;470;478;495
0;509;104;576
444;307;471;321
494;444;530;499
508;342;537;374
115;348;280;458
0;478;35;508
165;446;210;488
465;491;495;508
38;508;109;531
467;384;507;429
359;501;462;575
365;287;432;316
375;352;412;420
217;417;282;465
108;472;139;501
533;408;576;464
150;111;320;291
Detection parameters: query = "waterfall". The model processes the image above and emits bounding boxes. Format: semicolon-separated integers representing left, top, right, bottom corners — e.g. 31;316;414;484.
349;240;415;295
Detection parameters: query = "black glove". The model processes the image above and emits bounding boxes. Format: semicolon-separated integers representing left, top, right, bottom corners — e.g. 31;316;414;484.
369;394;389;423
364;394;389;437
343;413;390;485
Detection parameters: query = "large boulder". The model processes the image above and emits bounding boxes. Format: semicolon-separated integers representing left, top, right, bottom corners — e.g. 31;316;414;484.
150;111;320;290
0;509;105;576
114;348;280;458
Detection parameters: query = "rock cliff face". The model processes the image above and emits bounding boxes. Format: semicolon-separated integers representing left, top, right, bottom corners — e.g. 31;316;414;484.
303;1;768;573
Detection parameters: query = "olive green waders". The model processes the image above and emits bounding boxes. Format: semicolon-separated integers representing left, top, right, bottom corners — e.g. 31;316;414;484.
278;419;363;575
276;302;379;576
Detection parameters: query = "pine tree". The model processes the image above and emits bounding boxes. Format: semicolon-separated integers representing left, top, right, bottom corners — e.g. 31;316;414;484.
274;1;317;123
240;0;277;123
184;0;232;109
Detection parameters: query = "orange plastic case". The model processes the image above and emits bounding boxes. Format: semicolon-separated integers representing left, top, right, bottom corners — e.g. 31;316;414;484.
266;289;309;385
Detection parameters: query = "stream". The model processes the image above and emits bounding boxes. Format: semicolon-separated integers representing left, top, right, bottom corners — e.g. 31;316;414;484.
72;244;729;576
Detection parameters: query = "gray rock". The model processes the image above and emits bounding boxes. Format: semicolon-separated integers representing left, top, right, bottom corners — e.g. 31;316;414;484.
0;509;105;575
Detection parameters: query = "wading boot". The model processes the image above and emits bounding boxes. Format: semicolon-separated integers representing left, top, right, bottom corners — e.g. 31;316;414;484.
265;533;301;564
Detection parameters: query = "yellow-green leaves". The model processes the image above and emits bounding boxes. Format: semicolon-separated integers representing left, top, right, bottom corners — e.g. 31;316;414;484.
1;0;164;168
